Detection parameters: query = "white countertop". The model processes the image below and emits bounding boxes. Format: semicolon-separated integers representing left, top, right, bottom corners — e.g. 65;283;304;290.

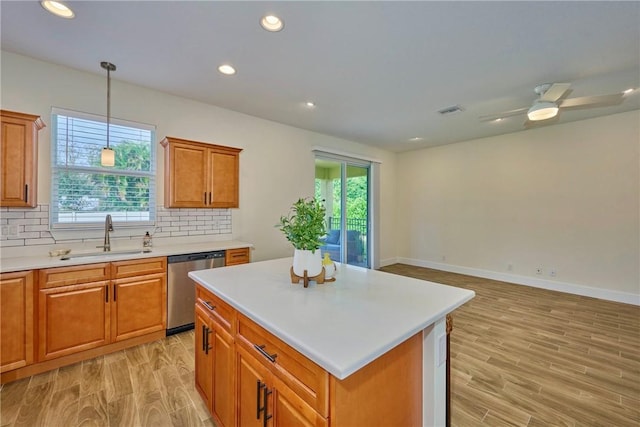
0;240;253;273
189;257;475;380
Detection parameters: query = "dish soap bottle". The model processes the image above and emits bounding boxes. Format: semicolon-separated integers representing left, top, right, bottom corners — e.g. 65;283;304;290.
143;231;152;251
322;252;336;279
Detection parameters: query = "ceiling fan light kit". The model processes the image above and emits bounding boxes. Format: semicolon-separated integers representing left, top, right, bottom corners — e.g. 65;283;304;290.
527;101;559;121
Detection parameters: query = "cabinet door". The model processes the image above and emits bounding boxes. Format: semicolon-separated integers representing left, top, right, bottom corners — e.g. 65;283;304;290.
272;376;328;427
209;149;239;208
166;141;208;207
0;111;44;207
0;271;34;372
237;346;272;427
38;282;110;361
212;325;235;427
195;304;214;410
111;273;166;342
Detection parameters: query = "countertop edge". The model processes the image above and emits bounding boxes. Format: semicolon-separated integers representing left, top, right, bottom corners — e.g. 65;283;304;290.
0;240;254;273
189;262;475;380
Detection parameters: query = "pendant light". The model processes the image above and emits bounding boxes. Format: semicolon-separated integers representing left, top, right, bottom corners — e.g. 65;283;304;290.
100;61;116;167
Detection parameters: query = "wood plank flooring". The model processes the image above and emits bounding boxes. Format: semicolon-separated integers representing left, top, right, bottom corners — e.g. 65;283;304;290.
380;264;640;427
1;264;638;426
0;331;214;427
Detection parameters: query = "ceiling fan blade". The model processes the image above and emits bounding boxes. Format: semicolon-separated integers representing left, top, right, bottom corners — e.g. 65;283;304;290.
479;107;528;122
559;93;624;109
540;83;571;102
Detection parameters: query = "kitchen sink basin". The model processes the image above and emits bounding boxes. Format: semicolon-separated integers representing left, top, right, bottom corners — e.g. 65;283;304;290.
60;249;151;261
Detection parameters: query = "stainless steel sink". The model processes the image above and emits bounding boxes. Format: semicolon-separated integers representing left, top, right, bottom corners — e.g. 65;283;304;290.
60;249;151;261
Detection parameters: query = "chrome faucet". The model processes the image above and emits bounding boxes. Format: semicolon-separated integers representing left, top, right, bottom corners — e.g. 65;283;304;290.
97;214;113;252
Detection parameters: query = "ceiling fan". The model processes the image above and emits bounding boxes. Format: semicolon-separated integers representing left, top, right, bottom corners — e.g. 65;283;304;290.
480;83;625;126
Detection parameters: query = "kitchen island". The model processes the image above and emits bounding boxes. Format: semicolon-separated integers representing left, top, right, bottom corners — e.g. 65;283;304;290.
189;257;474;427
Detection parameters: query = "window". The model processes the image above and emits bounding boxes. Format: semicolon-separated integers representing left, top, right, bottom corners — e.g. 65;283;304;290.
50;107;156;230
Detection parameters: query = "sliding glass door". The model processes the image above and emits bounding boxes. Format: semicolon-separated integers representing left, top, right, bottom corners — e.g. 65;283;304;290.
315;158;370;268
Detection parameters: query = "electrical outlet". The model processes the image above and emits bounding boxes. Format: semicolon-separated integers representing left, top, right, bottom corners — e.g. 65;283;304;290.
8;225;18;237
507;264;513;271
441;255;446;262
535;267;542;275
550;269;557;277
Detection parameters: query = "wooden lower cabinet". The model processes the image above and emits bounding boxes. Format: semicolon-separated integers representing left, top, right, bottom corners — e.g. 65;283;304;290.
31;258;167;365
112;272;166;342
237;346;325;427
195;298;236;427
38;281;110;361
0;271;34;373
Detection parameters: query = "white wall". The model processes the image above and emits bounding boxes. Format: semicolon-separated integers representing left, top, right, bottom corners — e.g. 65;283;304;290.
396;110;640;303
0;51;397;263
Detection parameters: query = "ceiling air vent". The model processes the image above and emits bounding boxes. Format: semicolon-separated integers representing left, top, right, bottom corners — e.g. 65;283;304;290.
438;105;464;115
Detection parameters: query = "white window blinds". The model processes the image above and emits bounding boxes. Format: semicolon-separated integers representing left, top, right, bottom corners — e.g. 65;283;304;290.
50;107;156;228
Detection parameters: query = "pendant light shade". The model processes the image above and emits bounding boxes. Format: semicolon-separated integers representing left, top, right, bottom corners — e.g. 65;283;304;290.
527;101;558;121
101;147;115;166
100;61;116;167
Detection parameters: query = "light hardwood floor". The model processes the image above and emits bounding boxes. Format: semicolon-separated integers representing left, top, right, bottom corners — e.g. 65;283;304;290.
380;264;640;427
1;264;638;426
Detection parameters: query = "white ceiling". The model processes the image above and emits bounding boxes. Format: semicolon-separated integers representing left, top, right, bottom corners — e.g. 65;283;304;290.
1;1;639;152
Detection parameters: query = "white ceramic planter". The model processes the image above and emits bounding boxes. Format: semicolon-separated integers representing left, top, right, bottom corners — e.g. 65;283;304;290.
292;249;322;277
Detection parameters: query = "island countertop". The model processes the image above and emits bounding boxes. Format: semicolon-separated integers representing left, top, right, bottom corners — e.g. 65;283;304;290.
188;257;475;379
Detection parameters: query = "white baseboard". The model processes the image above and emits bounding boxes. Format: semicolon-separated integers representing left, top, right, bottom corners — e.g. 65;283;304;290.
388;257;640;306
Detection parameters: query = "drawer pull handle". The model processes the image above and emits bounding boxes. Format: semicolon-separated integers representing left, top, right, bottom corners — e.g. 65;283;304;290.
205;326;212;354
201;325;206;352
263;386;272;427
256;380;265;419
203;301;215;311
254;344;277;363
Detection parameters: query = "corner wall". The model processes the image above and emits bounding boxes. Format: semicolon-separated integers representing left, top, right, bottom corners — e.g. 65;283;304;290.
396;111;640;304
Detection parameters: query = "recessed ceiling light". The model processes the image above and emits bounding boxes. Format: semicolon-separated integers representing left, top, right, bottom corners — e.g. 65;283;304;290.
494;118;503;122
408;137;423;142
305;101;316;108
41;1;75;18
218;64;236;75
260;15;284;32
623;88;635;95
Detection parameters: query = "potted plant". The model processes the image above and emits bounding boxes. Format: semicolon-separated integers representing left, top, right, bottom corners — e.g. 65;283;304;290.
277;197;327;278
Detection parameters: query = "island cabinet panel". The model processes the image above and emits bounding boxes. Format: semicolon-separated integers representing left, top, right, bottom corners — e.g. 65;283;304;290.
329;332;423;427
38;281;110;361
236;313;329;417
0;271;34;373
195;286;236;427
161;136;241;208
195;304;214;411
237;345;271;427
0;110;45;207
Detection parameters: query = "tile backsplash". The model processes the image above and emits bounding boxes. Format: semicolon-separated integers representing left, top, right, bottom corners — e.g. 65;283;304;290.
0;205;232;249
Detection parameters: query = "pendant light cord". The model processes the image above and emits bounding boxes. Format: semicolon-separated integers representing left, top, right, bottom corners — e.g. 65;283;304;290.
100;61;116;150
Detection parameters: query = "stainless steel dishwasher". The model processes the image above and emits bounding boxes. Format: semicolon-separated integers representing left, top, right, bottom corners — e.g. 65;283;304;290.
167;250;225;335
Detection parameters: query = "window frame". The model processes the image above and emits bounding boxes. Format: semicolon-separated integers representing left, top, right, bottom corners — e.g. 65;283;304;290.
49;107;157;234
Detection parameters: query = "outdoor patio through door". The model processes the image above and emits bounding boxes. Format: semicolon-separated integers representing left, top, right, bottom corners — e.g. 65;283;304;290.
315;157;370;268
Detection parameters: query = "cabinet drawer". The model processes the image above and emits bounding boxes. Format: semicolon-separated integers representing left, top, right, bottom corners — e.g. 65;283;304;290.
225;247;250;266
237;313;329;416
111;257;166;279
196;285;235;334
39;263;110;289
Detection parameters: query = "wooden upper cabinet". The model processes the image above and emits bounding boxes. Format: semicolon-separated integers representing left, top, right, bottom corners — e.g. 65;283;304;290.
0;110;46;207
161;137;241;208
